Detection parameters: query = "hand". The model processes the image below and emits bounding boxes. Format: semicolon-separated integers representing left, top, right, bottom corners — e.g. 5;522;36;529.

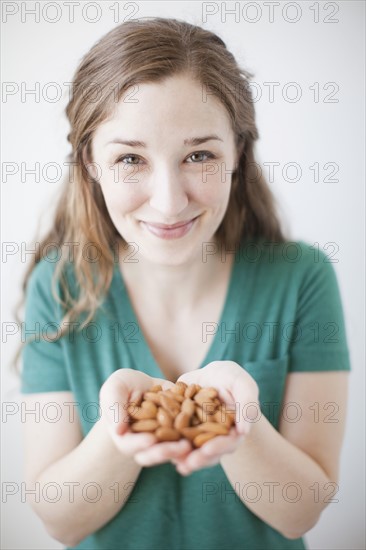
99;369;192;466
171;361;260;476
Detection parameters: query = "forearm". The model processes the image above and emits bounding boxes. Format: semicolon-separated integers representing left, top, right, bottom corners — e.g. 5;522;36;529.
220;413;333;539
33;416;142;546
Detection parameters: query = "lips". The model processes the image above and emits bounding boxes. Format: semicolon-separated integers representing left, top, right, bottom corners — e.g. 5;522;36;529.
142;217;198;229
140;216;199;240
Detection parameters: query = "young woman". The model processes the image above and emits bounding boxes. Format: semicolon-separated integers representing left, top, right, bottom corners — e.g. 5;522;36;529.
20;17;351;550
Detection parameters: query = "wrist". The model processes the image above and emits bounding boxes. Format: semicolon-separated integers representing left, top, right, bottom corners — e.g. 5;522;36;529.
219;410;267;465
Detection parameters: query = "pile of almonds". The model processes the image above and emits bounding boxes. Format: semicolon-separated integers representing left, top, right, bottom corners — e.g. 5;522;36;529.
126;381;236;448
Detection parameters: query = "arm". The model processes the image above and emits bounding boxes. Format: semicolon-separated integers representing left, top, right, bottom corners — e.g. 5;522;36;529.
23;392;142;547
219;371;349;539
23;369;191;547
140;362;349;540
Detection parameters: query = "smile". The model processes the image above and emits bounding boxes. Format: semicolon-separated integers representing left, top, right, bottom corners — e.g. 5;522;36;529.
140;216;200;240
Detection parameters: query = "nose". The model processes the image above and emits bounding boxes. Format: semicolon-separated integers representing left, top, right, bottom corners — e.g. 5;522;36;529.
148;162;189;218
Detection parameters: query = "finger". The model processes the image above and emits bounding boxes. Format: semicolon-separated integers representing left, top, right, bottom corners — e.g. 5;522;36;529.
134;439;192;466
100;378;130;435
100;370;155;435
199;432;245;457
176;446;209;470
176;372;202;387
174;431;243;470
111;431;157;455
227;373;260;435
176;453;221;475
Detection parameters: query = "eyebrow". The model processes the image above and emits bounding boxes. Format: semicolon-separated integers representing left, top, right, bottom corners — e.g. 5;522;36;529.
106;134;223;147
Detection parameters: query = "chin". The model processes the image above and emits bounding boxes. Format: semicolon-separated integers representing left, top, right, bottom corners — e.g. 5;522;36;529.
137;238;201;266
117;215;218;265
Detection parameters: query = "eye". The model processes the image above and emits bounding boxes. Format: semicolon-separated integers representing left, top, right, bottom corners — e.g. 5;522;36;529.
116;154;144;165
186;151;216;163
114;150;217;166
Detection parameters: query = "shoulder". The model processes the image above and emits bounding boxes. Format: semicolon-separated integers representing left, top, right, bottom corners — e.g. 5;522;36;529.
26;249;76;306
246;238;339;281
27;256;58;297
286;240;341;292
236;239;344;308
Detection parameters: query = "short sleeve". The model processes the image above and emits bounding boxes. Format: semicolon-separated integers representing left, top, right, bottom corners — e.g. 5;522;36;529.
21;259;71;393
288;242;351;373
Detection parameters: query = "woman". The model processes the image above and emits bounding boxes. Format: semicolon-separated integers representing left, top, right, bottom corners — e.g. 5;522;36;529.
20;17;351;550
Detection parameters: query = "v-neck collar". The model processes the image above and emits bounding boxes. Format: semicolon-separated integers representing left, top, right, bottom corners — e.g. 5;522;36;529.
111;245;244;381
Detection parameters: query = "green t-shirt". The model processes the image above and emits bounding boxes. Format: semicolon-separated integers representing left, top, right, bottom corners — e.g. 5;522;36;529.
21;239;351;550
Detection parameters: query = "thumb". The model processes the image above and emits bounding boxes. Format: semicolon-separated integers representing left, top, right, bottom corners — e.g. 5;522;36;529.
100;374;134;435
230;377;260;436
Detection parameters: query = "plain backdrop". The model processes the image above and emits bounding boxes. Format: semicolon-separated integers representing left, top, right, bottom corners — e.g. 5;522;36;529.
1;1;365;549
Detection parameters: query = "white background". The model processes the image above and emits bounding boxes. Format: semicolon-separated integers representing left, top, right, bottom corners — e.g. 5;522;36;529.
1;1;365;548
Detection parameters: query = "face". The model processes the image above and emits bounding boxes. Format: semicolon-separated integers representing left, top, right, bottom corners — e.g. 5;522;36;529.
90;73;238;266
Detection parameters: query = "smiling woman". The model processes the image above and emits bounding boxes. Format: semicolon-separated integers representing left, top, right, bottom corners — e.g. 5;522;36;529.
18;16;350;550
89;74;239;265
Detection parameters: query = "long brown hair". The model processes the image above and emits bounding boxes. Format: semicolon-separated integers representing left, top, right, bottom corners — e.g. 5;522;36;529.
14;17;286;366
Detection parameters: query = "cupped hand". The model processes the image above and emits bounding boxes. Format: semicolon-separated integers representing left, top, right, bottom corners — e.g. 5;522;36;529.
99;369;192;465
170;361;260;476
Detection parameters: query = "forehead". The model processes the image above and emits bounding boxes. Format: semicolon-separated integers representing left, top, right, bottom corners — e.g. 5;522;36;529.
94;74;234;145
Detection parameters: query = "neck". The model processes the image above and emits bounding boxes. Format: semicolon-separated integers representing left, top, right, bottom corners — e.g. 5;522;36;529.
117;239;234;314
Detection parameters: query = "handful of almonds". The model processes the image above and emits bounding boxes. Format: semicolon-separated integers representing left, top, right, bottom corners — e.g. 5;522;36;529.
126;381;236;448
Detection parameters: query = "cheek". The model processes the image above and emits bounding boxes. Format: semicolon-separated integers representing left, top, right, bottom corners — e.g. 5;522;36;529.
99;167;232;215
100;179;147;215
190;174;231;208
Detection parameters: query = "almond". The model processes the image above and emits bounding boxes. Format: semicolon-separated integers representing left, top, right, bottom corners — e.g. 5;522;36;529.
200;401;218;416
191;415;201;426
164;390;184;403
184;384;200;399
157;407;173;428
201;387;219;399
214;408;236;428
181;398;195;416
193;432;217;447
195;405;214;423
129;382;232;449
197;422;229;435
160;394;181;416
171;382;187;395
181;426;202;440
143;392;161;405
127;404;156;421
150;384;163;393
141;400;158;416
194;391;217;407
174;411;191;431
130;419;159;432
155;427;181;441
